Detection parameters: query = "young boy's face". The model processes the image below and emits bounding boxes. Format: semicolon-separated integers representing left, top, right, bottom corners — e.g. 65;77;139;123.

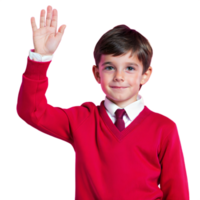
92;50;152;108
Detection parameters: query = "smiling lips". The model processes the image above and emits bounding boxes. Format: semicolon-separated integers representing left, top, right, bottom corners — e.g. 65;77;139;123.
110;86;127;88
110;86;128;91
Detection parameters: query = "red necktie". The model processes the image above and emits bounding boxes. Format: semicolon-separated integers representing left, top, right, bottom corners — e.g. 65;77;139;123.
114;109;126;131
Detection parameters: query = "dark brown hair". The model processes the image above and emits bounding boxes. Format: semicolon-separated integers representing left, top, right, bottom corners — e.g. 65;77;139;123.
93;24;153;90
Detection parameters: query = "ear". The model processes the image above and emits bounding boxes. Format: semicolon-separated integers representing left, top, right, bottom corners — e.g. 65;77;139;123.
140;66;153;86
92;65;101;84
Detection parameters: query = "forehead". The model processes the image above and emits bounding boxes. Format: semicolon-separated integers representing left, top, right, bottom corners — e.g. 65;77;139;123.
99;50;143;68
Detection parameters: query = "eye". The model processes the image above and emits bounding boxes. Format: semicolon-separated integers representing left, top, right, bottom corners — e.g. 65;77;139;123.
105;66;135;71
127;67;135;71
105;66;114;70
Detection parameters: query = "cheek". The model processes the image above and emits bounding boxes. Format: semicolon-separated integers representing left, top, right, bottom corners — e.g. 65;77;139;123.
127;75;141;86
101;74;110;84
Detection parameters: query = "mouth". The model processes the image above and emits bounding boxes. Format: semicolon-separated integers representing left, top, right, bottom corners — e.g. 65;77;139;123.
110;86;128;90
110;86;128;88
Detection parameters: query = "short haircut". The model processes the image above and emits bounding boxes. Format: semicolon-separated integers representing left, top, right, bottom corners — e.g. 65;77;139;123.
93;24;153;90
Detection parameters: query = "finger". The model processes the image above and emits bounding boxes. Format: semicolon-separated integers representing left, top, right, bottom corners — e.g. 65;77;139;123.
56;25;66;38
40;9;45;28
56;25;66;50
31;17;38;32
50;9;57;33
45;5;52;27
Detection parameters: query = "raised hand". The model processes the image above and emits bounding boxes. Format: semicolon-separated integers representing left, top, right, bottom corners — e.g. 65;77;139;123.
30;5;66;56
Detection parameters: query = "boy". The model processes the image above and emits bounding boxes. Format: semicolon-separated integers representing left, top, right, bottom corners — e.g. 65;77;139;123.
16;5;190;200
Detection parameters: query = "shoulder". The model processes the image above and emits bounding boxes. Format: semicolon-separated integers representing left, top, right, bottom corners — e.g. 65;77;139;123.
146;107;180;151
146;106;177;131
81;101;97;110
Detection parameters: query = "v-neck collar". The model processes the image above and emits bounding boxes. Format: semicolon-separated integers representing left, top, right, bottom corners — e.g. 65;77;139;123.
99;100;152;142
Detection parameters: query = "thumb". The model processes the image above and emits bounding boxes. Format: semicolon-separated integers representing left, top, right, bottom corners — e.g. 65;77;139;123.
63;24;68;31
56;25;66;38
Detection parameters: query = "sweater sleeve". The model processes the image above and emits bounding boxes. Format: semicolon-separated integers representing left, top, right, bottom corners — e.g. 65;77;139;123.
16;56;74;146
158;123;190;200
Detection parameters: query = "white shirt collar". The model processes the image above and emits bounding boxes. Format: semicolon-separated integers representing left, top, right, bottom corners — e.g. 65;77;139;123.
104;94;144;121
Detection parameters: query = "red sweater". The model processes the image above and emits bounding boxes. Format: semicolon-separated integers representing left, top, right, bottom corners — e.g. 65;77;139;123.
17;56;190;200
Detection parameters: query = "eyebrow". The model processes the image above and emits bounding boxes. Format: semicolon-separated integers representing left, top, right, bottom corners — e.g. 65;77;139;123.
101;61;139;67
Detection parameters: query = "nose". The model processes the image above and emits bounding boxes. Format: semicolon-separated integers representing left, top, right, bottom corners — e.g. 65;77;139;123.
114;71;124;81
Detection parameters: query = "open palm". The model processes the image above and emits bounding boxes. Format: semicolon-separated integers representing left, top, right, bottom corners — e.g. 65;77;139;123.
31;5;66;56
